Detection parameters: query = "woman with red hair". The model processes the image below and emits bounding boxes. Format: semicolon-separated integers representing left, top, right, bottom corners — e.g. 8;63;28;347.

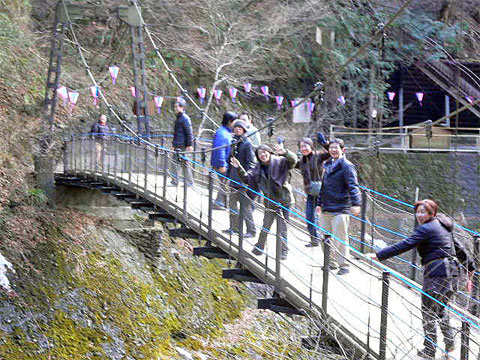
371;199;476;358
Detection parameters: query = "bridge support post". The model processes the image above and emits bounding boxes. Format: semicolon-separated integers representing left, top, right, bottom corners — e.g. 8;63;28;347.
360;190;367;253
162;150;169;200
182;160;188;223
460;321;470;360
238;194;245;263
473;236;479;317
379;271;390;360
322;235;331;314
144;143;148;191
101;138;106;175
274;212;282;292
207;171;214;242
113;138;118;181
153;146;158;195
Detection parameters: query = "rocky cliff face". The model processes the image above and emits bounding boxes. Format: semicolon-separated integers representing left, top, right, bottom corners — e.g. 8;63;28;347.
0;187;328;359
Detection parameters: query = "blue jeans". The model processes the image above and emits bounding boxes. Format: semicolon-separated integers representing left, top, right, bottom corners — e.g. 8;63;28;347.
306;195;318;239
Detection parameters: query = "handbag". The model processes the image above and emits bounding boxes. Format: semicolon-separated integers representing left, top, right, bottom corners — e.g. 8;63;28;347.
307;181;322;196
305;154;323;196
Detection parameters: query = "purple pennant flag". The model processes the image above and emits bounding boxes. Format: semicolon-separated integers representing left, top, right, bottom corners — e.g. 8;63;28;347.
68;90;79;113
90;85;99;106
275;96;284;110
243;83;252;93
415;92;424;106
337;95;346;105
109;65;119;85
57;86;68;106
214;89;223;104
154;96;164;114
387;92;396;102
229;87;238;103
197;87;206;104
466;96;474;104
290;99;298;108
261;86;269;101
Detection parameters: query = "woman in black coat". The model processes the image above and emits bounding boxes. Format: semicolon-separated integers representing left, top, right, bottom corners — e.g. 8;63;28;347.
370;199;476;359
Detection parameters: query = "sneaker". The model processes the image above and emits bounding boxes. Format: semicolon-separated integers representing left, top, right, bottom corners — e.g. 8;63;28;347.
168;181;178;187
222;229;238;236
243;232;256;238
305;241;320;248
337;267;350;275
417;349;435;359
252;246;264;255
280;252;288;260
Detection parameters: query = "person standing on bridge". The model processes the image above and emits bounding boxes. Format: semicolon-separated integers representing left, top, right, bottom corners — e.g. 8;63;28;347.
316;138;361;275
211;111;237;210
231;143;297;260
171;97;194;187
90;114;110;169
239;112;261;148
369;199;476;359
223;119;257;238
296;133;330;247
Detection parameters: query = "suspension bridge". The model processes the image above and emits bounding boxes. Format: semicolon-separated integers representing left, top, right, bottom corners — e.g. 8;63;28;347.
54;134;480;360
36;1;480;359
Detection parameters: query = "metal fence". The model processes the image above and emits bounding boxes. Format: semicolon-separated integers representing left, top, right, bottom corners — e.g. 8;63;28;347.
62;134;480;360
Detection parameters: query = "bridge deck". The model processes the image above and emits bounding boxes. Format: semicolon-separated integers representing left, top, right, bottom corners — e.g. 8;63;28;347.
60;138;480;360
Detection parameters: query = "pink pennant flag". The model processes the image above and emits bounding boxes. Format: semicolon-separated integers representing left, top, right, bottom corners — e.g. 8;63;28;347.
275;96;284;110
68;90;79;112
243;83;252;93
130;86;136;98
337;95;346;105
308;101;315;113
290;99;298;108
415;92;424;106
214;89;223;104
387;92;396;102
261;86;269;101
57;86;68;106
109;65;120;85
229;88;238;103
197;87;206;104
466;96;474;104
90;85;99;106
154;96;164;114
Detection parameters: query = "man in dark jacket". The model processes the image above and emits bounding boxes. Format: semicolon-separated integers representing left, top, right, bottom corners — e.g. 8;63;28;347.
316;138;361;275
90;114;110;168
224;120;256;237
211;111;236;209
171;98;194;186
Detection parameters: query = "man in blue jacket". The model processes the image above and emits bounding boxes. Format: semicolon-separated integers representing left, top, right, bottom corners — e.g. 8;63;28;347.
171;98;194;186
211;111;237;209
316;138;361;275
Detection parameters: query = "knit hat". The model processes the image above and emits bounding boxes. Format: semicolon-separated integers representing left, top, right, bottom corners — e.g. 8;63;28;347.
298;137;314;148
232;119;248;132
255;144;273;162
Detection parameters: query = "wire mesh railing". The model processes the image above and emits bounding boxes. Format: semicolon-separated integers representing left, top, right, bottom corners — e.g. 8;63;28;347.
62;134;480;360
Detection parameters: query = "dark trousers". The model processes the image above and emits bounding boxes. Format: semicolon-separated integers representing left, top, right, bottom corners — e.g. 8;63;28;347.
137;116;151;137
421;276;457;355
306;195;318;241
255;205;290;254
213;167;228;207
229;188;255;234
